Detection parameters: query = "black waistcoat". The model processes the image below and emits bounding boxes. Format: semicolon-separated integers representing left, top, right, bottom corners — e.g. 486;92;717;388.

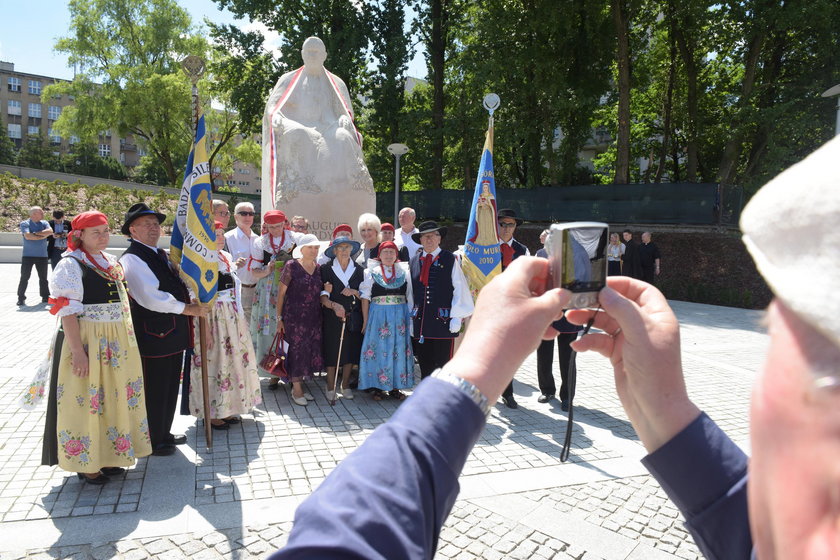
123;241;191;357
501;239;529;271
410;250;457;339
68;257;122;304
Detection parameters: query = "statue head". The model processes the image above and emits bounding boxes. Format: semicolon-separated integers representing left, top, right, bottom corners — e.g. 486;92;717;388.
301;37;327;69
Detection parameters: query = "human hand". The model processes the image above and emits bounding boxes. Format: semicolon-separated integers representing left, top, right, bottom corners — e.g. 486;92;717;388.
183;301;209;317
71;347;89;377
324;282;333;294
277;319;285;334
333;304;346;319
449;317;462;333
236;257;246;268
565;277;699;453
340;287;357;298
444;257;569;402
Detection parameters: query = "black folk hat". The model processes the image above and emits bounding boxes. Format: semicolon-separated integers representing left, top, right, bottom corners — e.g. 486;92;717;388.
121;203;166;236
497;208;523;226
411;220;448;244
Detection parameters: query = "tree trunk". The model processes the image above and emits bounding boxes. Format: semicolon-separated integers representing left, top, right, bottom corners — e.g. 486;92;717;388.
429;0;446;189
655;3;677;184
612;0;631;184
674;25;699;182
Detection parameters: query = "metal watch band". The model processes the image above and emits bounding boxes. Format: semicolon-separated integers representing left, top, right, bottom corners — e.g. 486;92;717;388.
431;368;492;418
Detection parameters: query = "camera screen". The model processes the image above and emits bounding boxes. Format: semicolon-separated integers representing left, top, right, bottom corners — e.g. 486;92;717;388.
557;226;608;292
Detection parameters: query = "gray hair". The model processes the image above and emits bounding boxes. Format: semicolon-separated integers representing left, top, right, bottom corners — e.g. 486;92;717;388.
292;215;308;226
358;212;381;233
29;206;43;216
234;201;254;213
212;199;228;211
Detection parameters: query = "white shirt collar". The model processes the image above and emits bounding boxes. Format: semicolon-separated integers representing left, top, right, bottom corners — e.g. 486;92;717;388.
421;247;442;258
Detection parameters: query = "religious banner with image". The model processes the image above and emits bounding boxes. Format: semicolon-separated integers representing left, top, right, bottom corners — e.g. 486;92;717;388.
462;121;502;295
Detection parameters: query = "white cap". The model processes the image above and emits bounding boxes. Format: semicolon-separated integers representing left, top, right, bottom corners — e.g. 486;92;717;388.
740;135;840;348
292;234;322;259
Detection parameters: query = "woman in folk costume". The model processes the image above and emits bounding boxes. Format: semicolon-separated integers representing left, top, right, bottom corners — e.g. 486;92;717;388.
358;241;415;400
250;210;302;388
189;222;262;430
42;211;151;485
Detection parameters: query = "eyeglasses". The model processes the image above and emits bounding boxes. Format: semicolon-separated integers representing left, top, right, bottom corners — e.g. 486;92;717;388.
237;211;255;216
499;222;517;228
291;224;307;231
218;211;231;217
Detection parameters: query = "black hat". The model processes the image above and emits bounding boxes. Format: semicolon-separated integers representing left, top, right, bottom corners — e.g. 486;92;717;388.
497;208;523;226
121;203;166;236
411;221;448;244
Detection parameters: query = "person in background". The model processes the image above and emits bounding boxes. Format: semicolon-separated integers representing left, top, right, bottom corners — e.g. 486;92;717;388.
212;199;231;230
358;241;414;401
317;224;355;265
119;203;208;456
17;206;53;306
606;232;625;276
320;235;364;401
496;209;530;409
47;210;72;269
224;202;260;325
380;222;409;261
409;221;474;379
290;216;309;234
356;213;381;268
394;207;421;261
621;230;641;279
188;222;262;430
638;231;661;284
43;211;152;485
275;234;324;405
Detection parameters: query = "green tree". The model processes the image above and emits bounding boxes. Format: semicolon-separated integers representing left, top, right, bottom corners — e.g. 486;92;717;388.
0;124;15;165
44;0;206;185
59;143;128;180
17;133;59;170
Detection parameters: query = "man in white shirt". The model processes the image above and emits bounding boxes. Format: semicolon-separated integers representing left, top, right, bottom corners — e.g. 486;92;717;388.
224;202;260;324
119;203;207;456
395;207;422;261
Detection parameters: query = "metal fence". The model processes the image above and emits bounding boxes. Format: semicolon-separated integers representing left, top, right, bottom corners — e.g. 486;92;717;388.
378;183;744;225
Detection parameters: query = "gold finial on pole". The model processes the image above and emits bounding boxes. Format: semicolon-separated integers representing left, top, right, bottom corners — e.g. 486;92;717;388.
181;56;206;130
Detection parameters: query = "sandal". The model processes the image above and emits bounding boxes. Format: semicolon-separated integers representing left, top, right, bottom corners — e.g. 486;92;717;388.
371;389;386;401
268;378;280;391
389;390;406;401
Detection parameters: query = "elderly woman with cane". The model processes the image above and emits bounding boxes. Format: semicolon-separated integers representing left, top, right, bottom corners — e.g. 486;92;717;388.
42;211;152;484
320;235;364;403
358;241;414;400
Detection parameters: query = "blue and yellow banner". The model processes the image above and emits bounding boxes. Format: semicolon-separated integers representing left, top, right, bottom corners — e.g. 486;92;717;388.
462;123;502;294
171;112;217;303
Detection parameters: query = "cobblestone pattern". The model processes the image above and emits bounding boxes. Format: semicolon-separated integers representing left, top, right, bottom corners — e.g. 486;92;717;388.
524;475;702;559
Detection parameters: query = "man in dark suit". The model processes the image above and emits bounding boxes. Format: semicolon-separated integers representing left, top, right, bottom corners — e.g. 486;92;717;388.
497;209;530;409
621;229;642;279
119;203;207;456
47;209;72;268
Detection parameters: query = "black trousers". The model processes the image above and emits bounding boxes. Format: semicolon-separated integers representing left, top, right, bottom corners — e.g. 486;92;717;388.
641;266;656;284
536;332;578;402
413;338;453;379
18;256;49;301
141;353;184;448
49;247;65;269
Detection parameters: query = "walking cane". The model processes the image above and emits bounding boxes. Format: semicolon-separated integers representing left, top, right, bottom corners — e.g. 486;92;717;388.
330;317;347;406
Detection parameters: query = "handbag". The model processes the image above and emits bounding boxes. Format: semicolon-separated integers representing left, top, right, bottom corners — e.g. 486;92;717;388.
346;298;363;333
260;332;288;378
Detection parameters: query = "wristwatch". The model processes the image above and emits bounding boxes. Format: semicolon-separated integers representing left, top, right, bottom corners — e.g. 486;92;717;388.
431;368;493;418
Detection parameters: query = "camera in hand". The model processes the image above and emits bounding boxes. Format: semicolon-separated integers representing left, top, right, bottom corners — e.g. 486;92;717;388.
546;222;609;309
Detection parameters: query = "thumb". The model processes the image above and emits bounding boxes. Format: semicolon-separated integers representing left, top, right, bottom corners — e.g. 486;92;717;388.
597;286;646;339
529;288;571;322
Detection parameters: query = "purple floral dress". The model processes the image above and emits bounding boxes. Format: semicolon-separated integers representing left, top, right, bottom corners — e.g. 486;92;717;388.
280;260;324;382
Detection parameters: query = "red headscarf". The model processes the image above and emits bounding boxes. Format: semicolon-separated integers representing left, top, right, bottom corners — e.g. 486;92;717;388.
380;223;395;232
68;211;108;251
377;241;399;258
264;210;287;225
332;224;352;238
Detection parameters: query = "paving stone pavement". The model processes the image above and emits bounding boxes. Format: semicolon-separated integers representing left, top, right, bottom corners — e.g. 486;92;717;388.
0;263;766;559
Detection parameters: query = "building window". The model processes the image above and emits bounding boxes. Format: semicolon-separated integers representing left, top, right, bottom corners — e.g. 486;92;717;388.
69;135;79;145
28;126;40;136
240;168;250;175
119;152;125;163
48;105;61;120
7;100;21;115
8;77;21;92
49;129;61;144
28;80;42;95
8;124;21;139
28;103;42;118
99;143;111;158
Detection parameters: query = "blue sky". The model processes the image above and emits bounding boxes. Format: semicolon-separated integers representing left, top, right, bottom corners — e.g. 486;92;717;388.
1;0;426;80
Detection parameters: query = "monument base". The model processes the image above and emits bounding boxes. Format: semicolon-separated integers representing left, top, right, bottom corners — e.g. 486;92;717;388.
276;190;376;241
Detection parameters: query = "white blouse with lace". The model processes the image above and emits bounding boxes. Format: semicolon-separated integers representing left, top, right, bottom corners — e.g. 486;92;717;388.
48;249;123;321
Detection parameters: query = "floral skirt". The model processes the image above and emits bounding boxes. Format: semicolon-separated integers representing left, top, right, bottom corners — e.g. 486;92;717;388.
358;302;415;391
51;318;152;472
250;273;280;377
190;298;262;419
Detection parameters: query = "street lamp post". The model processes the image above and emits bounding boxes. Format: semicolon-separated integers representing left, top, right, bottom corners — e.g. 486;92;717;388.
387;143;409;221
821;84;840;137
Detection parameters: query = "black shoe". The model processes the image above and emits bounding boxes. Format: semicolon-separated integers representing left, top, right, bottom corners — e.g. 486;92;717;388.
222;417;241;425
164;433;187;445
152;444;176;456
41;297;49;303
210;422;230;431
77;473;109;485
537;394;554;403
502;395;519;409
560;400;569;412
100;467;126;476
268;379;279;391
17;299;25;306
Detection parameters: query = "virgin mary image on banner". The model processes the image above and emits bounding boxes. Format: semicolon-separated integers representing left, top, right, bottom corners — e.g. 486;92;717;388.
469;180;499;245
